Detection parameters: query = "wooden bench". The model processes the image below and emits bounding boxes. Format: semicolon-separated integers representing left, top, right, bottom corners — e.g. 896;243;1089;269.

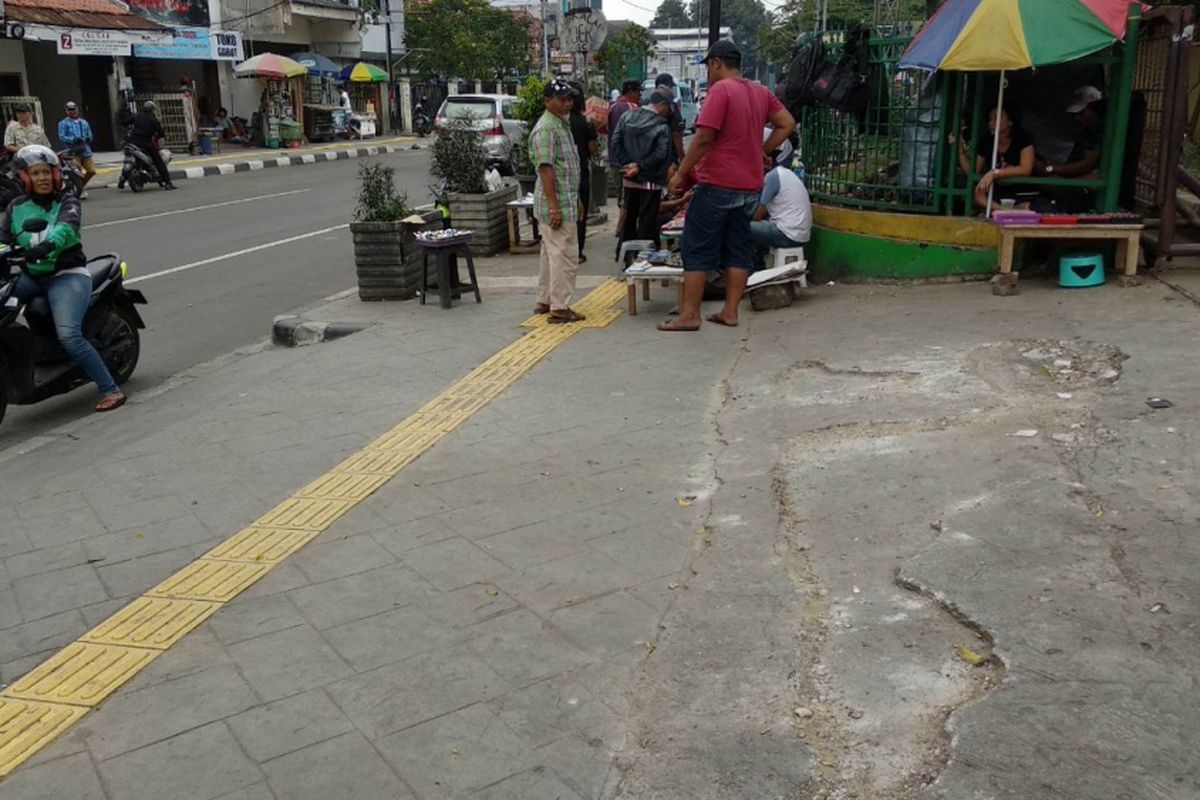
997;224;1143;277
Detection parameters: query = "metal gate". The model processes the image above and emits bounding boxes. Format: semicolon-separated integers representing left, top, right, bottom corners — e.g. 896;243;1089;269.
132;93;198;151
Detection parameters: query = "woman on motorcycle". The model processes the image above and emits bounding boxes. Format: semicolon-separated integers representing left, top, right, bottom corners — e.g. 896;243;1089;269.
0;145;125;412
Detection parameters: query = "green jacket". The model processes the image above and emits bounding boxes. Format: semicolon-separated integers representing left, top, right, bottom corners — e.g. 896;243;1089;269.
0;194;85;277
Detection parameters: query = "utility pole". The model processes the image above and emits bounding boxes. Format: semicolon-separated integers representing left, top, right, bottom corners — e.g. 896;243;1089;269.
382;0;397;133
540;0;551;74
706;0;720;47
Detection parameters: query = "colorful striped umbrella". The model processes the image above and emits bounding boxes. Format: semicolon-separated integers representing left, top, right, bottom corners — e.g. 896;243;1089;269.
899;0;1139;72
899;0;1139;216
233;53;308;80
340;62;388;83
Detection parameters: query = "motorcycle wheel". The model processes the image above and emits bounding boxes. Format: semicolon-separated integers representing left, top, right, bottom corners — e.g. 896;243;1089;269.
128;172;145;193
101;306;141;386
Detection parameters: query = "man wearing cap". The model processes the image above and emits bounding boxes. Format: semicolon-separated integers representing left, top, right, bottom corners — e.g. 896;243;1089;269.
58;102;97;197
530;79;585;324
654;73;686;163
662;39;795;331
751;136;810;268
611;92;673;245
1034;86;1105;212
5;104;51;155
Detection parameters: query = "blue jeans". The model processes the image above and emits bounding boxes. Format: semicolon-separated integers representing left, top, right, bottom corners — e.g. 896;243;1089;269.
16;272;120;395
680;184;759;271
750;220;807;268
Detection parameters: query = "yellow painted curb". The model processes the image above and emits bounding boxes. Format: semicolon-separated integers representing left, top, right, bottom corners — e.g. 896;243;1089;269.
0;279;625;779
813;204;1000;249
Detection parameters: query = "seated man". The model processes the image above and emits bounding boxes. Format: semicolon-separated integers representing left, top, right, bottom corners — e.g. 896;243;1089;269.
1034;86;1104;212
750;138;810;268
657;163;694;231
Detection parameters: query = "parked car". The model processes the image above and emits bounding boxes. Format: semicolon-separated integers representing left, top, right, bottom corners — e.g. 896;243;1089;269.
642;81;699;132
433;94;524;174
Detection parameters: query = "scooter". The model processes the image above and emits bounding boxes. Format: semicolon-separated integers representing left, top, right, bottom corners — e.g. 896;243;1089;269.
0;219;147;427
414;104;432;137
118;141;173;192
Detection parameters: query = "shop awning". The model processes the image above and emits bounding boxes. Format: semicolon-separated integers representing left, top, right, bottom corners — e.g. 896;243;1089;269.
5;0;169;31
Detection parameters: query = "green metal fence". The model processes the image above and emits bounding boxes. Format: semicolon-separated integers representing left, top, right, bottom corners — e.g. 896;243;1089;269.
798;13;1141;217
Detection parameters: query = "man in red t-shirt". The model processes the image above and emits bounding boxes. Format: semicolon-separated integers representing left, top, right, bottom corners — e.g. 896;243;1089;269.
660;40;795;332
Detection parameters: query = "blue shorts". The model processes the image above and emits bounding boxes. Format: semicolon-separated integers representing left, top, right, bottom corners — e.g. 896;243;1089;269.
680;184;760;272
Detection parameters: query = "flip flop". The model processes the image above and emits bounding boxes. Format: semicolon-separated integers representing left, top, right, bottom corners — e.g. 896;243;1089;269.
705;314;738;327
548;309;587;324
657;321;700;332
95;394;127;413
534;303;551;314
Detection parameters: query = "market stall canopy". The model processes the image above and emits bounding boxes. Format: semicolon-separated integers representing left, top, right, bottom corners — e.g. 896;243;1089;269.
234;53;309;80
293;52;341;78
899;0;1141;72
5;0;168;31
340;62;388;83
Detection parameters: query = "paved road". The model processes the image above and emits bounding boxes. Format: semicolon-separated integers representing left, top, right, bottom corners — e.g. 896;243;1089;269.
0;148;434;445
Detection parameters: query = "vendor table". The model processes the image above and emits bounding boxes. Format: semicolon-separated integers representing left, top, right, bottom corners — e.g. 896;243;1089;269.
505;199;541;254
624;267;684;316
997;224;1143;277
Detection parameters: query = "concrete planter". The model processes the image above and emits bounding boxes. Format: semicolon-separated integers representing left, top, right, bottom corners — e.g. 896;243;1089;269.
350;210;442;301
449;184;519;256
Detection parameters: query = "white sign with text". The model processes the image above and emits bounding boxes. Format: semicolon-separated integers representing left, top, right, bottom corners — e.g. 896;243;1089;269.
57;29;132;56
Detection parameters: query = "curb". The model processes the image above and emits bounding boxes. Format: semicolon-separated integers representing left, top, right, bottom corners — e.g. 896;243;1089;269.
101;141;426;187
272;315;366;347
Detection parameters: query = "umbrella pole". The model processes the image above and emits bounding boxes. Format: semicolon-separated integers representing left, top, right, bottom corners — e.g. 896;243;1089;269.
986;70;1005;219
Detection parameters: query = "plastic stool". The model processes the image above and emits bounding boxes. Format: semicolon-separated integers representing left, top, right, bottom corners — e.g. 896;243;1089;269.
768;246;806;271
419;239;481;309
1059;252;1105;288
615;239;655;275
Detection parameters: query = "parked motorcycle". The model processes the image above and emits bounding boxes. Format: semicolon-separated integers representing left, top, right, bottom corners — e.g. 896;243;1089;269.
118;142;173;192
414;104;432;137
0;219;147;427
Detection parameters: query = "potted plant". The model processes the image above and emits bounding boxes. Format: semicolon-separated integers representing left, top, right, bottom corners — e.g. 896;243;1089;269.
349;161;440;301
431;118;517;256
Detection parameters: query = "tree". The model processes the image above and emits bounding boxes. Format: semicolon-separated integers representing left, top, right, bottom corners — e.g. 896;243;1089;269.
596;23;655;87
651;0;694;29
405;0;533;80
692;0;768;77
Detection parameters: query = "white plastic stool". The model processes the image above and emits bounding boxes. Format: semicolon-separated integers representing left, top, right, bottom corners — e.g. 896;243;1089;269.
615;239;656;276
768;246;806;271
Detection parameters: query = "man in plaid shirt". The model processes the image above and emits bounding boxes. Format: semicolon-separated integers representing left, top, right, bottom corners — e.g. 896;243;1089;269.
531;79;585;324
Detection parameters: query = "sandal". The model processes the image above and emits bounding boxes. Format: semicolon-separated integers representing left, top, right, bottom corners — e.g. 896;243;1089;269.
548;308;587;324
534;303;551;315
96;393;127;413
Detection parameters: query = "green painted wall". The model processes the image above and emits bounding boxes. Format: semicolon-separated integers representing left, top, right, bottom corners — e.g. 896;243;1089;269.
807;227;997;282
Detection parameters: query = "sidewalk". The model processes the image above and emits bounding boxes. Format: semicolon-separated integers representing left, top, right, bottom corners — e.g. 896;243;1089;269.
92;135;422;186
1;234;1198;799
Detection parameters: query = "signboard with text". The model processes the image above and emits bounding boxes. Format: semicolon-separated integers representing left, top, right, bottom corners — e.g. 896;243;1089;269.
209;30;243;61
128;0;210;27
57;29;132;57
133;27;243;61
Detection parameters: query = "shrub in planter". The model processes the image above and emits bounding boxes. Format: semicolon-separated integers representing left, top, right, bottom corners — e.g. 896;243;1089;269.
431;118;517;255
350;161;438;301
512;75;546;194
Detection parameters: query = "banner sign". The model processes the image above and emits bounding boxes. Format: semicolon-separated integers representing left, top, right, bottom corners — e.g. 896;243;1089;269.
133;28;244;61
128;0;210;27
57;29;132;56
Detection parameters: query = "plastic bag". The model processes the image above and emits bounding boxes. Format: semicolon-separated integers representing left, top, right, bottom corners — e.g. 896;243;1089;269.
485;167;503;193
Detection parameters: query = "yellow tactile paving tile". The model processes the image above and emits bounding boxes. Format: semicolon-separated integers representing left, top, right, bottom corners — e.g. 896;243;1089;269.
0;698;89;777
147;559;272;602
0;281;627;779
204;527;321;564
3;643;159;707
255;496;353;531
82;597;222;650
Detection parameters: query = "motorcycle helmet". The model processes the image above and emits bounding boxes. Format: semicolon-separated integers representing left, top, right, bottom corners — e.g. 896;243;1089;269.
143;100;157;112
12;145;62;193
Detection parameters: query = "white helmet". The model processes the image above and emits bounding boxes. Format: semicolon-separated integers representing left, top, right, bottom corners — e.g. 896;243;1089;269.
13;144;59;172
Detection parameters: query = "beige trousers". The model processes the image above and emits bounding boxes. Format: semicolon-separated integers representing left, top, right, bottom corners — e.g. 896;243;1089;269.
537;221;579;311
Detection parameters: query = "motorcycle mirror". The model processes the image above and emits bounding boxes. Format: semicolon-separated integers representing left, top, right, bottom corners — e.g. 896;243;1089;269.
21;218;47;234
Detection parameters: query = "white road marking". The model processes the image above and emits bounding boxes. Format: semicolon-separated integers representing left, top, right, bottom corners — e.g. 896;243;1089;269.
87;189;311;229
126;223;348;285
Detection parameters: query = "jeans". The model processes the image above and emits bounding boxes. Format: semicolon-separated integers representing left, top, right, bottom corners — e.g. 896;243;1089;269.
16;272;120;395
750;220;807;268
621;187;662;245
680;184;759;271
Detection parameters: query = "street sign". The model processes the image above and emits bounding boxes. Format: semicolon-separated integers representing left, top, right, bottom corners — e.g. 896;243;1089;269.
57;29;132;56
561;8;606;54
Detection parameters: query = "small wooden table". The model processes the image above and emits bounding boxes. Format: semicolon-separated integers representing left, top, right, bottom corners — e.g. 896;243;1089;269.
624;268;685;316
997;224;1143;277
506;200;540;255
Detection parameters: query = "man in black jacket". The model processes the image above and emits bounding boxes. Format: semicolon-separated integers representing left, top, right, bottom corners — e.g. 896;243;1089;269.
128;101;176;190
611;92;672;247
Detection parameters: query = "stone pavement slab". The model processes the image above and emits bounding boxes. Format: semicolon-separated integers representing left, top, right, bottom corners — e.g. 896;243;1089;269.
2;265;1200;799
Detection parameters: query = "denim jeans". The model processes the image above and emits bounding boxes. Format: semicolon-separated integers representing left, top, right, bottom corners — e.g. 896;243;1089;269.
680;184;759;271
750;220;806;269
16;272;120;395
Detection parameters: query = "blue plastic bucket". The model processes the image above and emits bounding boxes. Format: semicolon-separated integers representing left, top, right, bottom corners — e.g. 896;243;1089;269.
1059;253;1105;288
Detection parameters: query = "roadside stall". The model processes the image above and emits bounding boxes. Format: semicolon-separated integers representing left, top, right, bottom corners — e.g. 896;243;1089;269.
339;62;388;138
293;51;341;142
233;53;308;148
